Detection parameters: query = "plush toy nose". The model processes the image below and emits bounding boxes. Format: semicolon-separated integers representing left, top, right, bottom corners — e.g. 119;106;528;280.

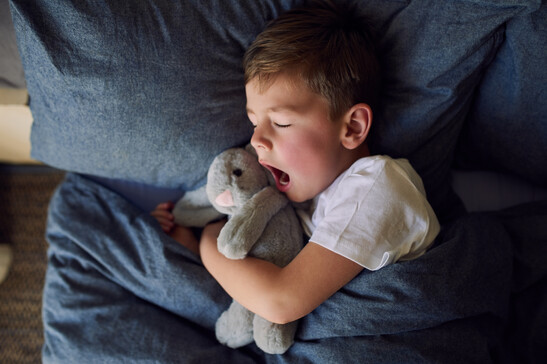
215;189;234;207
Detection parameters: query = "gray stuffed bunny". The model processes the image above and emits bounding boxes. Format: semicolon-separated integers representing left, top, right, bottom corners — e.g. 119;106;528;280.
200;146;304;354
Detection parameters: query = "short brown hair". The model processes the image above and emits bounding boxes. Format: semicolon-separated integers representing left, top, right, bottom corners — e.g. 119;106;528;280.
243;0;380;121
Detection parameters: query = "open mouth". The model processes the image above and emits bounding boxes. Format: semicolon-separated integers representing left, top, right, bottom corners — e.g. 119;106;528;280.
262;163;291;192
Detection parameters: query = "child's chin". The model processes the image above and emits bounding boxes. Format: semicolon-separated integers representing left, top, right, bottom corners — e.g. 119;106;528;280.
285;191;308;204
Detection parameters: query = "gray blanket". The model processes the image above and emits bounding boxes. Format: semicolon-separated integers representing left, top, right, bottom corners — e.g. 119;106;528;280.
42;173;547;363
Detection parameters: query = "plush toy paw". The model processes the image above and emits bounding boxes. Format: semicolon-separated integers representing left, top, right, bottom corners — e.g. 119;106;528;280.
215;301;254;348
217;242;248;260
253;315;298;355
217;232;248;260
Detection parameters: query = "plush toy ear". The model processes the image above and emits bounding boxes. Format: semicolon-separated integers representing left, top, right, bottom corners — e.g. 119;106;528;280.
340;103;372;150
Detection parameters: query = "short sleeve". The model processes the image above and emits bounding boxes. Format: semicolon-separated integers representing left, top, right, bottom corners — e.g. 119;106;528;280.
309;157;440;270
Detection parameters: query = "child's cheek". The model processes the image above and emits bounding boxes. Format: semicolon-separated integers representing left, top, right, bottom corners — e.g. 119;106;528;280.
285;139;320;175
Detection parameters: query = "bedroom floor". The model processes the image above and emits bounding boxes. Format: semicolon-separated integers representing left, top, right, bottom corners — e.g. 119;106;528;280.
0;166;64;363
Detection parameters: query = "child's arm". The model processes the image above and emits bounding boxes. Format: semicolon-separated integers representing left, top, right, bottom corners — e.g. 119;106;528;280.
200;220;364;325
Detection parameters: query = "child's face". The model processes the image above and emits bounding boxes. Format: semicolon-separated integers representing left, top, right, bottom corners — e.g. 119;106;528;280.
246;73;351;202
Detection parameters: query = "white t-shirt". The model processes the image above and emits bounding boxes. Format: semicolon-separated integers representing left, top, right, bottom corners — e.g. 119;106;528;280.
297;155;440;271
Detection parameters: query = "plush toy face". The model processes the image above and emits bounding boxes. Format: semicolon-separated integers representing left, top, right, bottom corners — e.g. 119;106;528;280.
206;148;270;215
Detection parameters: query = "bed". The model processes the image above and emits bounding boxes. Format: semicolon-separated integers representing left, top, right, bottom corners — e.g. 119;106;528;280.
7;0;547;362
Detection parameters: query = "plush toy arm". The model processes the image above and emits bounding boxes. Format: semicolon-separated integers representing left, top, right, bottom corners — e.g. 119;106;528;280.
217;186;289;259
173;185;225;227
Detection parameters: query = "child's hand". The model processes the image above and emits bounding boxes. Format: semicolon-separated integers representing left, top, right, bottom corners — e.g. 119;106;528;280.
151;201;200;255
150;202;175;233
150;202;199;255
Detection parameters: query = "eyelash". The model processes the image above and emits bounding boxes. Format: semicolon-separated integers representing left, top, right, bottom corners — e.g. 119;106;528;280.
248;116;291;129
250;122;291;129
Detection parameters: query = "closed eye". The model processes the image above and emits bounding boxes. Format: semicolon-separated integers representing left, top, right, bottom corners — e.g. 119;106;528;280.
274;122;291;128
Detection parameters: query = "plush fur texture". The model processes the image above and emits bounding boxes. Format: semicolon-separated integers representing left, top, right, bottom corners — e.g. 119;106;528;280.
173;184;223;228
204;147;304;354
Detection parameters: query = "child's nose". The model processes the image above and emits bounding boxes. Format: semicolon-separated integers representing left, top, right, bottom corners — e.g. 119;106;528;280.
250;124;272;151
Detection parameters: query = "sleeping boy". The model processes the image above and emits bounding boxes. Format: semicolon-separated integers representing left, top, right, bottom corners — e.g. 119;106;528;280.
152;0;439;325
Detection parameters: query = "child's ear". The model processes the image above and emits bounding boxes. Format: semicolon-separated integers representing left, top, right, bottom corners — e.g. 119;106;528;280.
340;103;372;150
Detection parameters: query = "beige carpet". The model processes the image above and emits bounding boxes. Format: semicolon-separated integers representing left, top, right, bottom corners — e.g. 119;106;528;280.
0;168;64;363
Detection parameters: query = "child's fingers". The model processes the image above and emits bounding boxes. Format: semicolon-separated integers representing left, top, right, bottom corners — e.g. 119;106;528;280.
151;206;175;233
151;209;174;220
154;216;175;232
154;215;174;225
152;214;174;225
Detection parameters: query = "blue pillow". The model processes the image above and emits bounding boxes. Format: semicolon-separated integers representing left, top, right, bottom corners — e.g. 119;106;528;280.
363;0;541;219
11;0;298;190
10;0;541;219
455;3;547;187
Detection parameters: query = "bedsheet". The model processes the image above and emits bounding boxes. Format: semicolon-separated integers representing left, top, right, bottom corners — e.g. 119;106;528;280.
42;173;547;363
